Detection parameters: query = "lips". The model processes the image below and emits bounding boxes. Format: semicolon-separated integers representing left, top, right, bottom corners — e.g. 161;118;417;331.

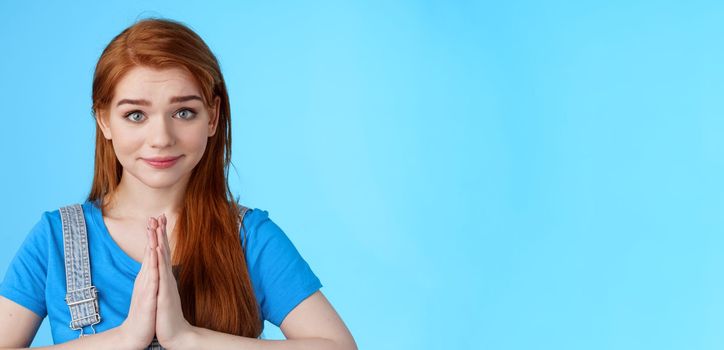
143;155;182;169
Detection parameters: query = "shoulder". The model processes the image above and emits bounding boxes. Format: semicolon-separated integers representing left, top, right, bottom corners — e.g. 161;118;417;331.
239;206;272;242
237;206;296;260
240;205;268;226
26;201;97;243
6;204;65;263
37;201;91;225
24;207;61;243
40;201;92;228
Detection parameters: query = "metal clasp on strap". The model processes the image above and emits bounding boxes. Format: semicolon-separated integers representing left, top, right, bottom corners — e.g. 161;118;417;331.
74;320;98;338
65;286;101;338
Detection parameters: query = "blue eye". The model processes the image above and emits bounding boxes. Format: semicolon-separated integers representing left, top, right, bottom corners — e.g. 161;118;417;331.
125;111;145;122
175;108;197;120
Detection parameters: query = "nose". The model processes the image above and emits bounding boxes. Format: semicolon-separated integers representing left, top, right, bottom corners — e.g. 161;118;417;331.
147;114;176;148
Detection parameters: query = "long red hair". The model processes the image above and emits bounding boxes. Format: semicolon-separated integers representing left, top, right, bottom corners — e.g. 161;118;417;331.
87;18;262;337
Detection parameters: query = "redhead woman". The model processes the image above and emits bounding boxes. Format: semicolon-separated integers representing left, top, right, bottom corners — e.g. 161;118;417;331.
0;18;356;350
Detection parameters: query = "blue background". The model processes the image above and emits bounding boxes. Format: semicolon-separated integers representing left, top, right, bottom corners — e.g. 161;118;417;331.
1;1;722;349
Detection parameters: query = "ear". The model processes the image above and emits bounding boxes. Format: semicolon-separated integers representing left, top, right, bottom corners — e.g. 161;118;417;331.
95;109;112;140
208;96;221;137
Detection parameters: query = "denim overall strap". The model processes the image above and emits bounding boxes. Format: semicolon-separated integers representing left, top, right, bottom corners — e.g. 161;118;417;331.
238;205;251;252
239;205;250;231
59;204;101;338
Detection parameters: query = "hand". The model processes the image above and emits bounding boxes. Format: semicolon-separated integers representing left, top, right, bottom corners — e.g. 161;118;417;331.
151;214;196;349
118;220;159;349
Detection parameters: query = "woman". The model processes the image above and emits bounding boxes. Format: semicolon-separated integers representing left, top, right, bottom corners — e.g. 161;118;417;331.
0;18;356;349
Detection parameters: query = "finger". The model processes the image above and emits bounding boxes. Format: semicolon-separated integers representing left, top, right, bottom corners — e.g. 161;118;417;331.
143;228;152;264
147;217;158;249
144;226;159;292
156;246;168;298
145;227;152;253
157;227;171;272
148;229;158;270
149;216;158;229
147;227;158;270
149;245;158;275
155;246;167;288
147;239;159;292
141;226;157;270
157;256;171;311
161;214;171;260
156;216;171;267
142;228;155;284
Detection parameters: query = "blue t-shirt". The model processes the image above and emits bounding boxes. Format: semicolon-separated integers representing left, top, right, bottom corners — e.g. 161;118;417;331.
0;200;322;344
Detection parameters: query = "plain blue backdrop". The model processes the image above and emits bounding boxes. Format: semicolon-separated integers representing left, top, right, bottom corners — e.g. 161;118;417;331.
1;1;722;349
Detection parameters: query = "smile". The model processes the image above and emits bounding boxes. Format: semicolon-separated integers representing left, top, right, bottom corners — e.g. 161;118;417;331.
142;155;182;169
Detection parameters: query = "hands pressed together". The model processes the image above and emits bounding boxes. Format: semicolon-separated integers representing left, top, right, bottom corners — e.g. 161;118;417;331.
118;214;195;350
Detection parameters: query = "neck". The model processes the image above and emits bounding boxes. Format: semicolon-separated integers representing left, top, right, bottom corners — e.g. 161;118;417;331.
103;169;190;220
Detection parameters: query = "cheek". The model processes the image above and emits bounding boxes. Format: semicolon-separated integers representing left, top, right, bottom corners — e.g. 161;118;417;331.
110;127;144;160
185;127;210;155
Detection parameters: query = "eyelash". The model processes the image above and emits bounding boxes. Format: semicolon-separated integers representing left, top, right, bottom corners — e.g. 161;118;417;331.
123;108;197;123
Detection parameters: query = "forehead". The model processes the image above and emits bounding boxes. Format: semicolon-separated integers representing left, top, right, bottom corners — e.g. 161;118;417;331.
112;66;202;105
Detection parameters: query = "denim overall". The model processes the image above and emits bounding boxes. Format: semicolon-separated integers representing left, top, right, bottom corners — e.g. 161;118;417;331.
59;203;250;349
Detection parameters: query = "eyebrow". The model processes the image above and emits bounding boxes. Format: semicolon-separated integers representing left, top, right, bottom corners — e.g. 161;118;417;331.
115;95;203;107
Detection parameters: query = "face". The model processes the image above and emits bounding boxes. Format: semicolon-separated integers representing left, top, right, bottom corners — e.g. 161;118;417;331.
96;65;219;190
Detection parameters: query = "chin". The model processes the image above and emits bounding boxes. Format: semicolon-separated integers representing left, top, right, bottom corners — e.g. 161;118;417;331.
141;173;187;189
123;166;186;188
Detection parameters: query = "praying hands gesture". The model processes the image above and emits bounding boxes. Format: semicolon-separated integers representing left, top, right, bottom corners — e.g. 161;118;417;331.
118;214;195;350
107;212;355;350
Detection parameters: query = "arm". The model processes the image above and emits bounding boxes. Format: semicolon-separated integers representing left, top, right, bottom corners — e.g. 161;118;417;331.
176;291;357;350
0;219;161;350
0;296;131;350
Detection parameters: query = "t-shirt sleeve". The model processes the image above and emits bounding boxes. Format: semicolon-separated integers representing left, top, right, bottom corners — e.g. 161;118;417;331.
242;209;322;327
0;212;50;318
